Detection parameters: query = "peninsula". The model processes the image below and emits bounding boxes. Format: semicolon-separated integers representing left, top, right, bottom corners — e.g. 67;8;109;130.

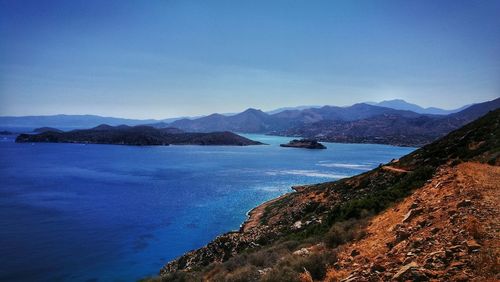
15;124;263;146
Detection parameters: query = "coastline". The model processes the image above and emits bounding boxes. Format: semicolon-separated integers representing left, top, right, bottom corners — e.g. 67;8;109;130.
240;193;292;232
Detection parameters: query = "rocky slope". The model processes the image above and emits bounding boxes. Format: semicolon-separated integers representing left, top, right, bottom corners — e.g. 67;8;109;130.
157;109;499;281
325;162;499;281
15;124;263;146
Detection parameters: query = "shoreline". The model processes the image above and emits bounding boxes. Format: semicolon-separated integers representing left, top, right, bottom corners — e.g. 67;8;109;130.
239;193;292;232
239;183;319;232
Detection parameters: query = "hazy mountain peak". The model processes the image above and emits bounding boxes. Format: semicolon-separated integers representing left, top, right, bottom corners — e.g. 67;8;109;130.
241;108;265;114
368;99;472;115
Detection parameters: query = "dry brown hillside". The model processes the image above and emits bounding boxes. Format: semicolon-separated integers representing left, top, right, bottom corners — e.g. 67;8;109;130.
325;162;499;281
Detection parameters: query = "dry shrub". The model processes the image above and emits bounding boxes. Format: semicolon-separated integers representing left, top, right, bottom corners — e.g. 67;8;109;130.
262;249;338;281
261;266;301;282
222;265;259;282
299;268;313;282
325;219;367;248
324;268;350;282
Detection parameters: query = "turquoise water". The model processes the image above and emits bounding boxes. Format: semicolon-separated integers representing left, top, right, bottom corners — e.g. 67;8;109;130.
0;133;414;281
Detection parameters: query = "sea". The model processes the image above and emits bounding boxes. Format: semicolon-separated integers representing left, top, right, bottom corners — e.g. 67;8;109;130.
0;132;415;281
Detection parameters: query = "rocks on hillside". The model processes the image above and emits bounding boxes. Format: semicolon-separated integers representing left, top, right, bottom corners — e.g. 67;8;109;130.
326;162;499;281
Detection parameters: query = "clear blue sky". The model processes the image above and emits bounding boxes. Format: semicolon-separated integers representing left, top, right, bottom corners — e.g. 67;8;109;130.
1;0;499;119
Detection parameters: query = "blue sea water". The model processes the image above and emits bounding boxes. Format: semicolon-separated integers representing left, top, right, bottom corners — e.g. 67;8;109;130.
0;133;415;281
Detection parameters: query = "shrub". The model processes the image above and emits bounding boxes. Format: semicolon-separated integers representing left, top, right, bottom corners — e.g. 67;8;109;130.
219;265;259;282
159;271;202;282
324;219;366;248
261;265;301;282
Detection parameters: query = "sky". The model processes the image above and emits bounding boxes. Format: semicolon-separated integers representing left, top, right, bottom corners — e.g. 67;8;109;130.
1;0;499;119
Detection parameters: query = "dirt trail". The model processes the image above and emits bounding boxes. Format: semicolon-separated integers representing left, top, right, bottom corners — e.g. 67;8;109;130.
382;165;410;173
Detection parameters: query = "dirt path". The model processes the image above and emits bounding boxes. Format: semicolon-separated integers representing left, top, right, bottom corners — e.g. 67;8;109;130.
382;165;410;173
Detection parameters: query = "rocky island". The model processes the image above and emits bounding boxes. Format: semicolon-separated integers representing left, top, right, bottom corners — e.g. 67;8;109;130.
15;124;263;146
280;138;326;149
156;109;500;281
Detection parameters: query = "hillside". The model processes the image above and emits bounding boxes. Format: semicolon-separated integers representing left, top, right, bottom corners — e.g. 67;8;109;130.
325;162;499;281
156;109;499;281
15;125;263;146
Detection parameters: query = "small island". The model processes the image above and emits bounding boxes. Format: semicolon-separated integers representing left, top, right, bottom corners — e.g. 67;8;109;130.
15;124;263;146
280;138;326;149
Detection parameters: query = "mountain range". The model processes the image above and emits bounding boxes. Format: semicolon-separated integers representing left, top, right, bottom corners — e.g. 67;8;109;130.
0;99;475;129
366;99;472;115
2;98;499;146
166;98;499;146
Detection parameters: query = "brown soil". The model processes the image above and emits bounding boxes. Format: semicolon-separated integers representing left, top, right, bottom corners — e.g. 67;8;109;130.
325;162;500;281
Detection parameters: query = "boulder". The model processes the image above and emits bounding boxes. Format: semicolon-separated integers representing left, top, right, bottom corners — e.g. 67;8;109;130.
465;240;481;252
402;208;423;223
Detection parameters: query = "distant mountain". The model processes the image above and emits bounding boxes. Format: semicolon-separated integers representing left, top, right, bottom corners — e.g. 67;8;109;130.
276;97;500;146
0;114;160;129
33;127;64;133
367;99;471;115
170;104;423;133
448;97;500;121
265;105;321;115
0;114;191;130
15;124;262;146
171;108;284;133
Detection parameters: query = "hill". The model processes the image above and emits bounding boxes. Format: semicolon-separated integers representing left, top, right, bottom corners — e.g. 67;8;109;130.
33;127;64;133
15;125;263;146
156;109;499;281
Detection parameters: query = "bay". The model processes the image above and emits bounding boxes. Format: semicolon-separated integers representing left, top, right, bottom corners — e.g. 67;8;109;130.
0;134;414;281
